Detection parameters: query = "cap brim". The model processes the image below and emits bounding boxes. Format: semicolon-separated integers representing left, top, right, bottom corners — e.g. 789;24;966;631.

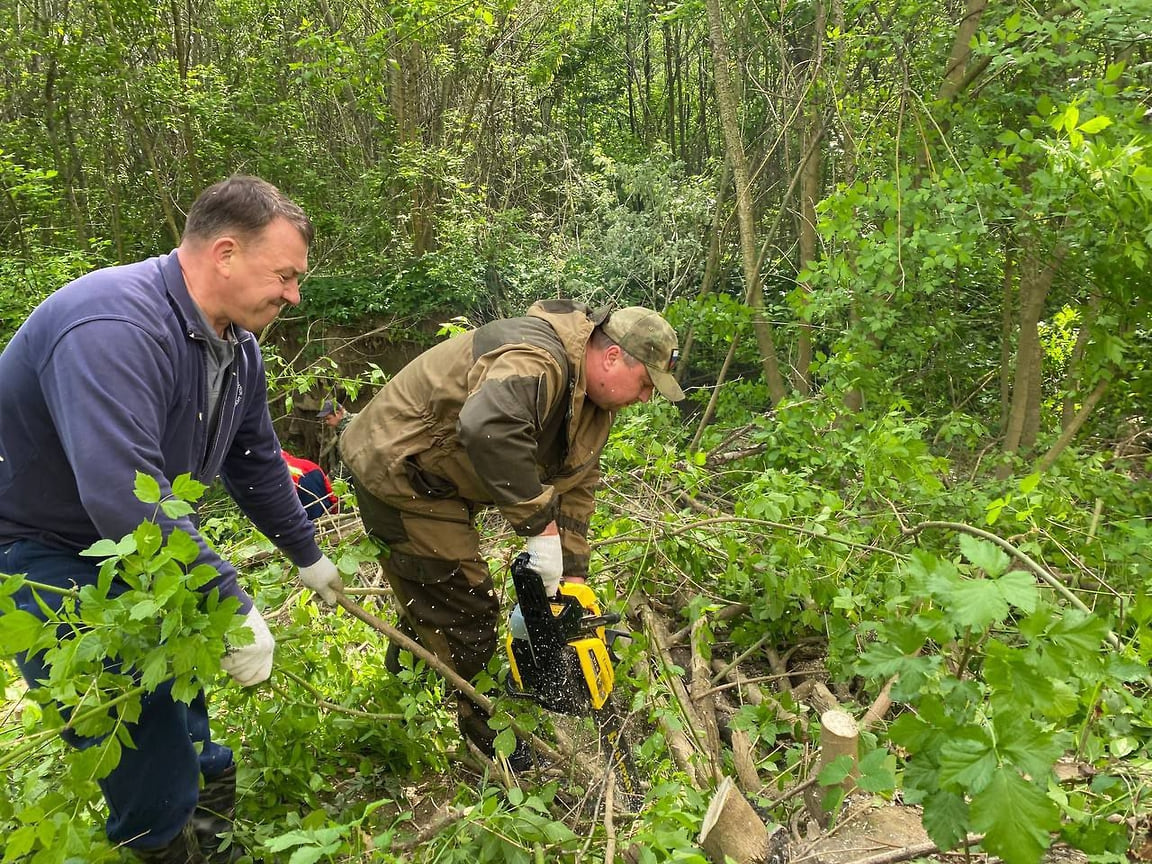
315;410;333;418
649;368;685;402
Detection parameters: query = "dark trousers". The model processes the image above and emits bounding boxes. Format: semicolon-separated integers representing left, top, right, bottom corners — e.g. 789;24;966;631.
353;482;502;748
2;540;233;850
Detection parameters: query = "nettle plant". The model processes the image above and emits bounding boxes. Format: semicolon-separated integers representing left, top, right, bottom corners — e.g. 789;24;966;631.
0;472;246;862
857;535;1148;864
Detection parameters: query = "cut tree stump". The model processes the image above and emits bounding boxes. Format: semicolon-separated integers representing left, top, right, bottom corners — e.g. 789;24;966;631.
699;776;787;864
804;709;860;824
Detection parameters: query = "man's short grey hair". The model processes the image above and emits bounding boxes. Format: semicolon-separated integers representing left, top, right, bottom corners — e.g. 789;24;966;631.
590;325;641;365
183;175;314;246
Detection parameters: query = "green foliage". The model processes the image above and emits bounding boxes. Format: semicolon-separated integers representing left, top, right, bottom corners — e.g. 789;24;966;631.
0;473;240;862
858;537;1146;864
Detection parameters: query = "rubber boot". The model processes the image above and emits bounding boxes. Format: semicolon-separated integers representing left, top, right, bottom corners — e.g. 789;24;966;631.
192;765;245;863
132;822;207;864
458;698;534;771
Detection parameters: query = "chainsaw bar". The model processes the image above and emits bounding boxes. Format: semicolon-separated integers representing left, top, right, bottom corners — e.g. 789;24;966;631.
594;697;643;811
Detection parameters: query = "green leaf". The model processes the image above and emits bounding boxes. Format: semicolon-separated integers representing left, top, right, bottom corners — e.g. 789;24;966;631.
166;530;201;566
995;570;1038;613
970;768;1059;864
922;789;968;851
129;599;160;621
288;848;326;864
856;749;895;793
80;538;122;559
265;831;314;852
141;648;170;691
171;473;208;503
949;578;1007;631
1077;116;1112;134
493;727;517;758
937;735;996;792
134;522;163;559
187;564;219;591
1044;610;1110;674
818;754;854;786
134;472;162;504
994;713;1064;781
0;609;44;653
983;642;1053;708
959;535;1011;577
161;499;196;520
3;824;36;861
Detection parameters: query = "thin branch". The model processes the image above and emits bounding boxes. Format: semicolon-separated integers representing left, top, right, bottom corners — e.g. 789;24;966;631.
904;521;1119;648
274;672;404;723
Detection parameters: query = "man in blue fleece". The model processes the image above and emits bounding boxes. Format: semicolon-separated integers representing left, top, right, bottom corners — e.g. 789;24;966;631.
0;175;345;862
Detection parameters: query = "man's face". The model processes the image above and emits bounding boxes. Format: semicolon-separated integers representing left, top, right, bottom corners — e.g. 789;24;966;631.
222;217;308;332
585;345;655;410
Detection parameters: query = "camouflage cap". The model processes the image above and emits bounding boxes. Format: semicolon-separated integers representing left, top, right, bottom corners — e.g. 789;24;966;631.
602;307;685;402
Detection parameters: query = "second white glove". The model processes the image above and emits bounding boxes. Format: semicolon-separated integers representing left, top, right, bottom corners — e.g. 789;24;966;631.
525;533;563;597
220;606;275;687
298;554;343;605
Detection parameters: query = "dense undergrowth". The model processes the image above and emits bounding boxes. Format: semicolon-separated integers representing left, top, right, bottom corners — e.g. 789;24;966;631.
1;365;1149;863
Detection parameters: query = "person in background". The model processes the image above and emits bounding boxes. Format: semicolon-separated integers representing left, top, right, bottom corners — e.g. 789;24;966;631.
316;399;353;434
0;175;345;863
339;301;683;768
282;450;339;520
316;400;356;477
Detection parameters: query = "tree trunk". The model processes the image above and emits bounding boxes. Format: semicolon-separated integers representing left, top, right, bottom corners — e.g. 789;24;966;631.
677;159;731;383
794;0;824;395
1037;376;1110;473
999;244;1015;433
937;0;988;103
704;0;787;405
998;242;1064;477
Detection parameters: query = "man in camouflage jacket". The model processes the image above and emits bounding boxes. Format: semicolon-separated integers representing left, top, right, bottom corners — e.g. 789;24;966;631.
340;300;683;762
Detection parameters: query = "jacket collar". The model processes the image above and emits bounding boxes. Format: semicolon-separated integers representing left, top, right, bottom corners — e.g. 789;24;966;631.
161;250;253;345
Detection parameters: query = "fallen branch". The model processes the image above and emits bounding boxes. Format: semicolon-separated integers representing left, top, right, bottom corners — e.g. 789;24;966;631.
859;675;898;732
642;604;718;785
710;660;802;725
334;594;574;772
669;603;750;645
840;834;985;864
272;674;404;723
691;617;725;785
392;805;466;852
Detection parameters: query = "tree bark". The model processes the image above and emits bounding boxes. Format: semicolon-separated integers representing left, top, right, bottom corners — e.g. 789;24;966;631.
999;243;1015;433
998;242;1064;477
937;0;988;103
794;0;824;395
1037;376;1111;472
678;159;732;383
704;0;787;404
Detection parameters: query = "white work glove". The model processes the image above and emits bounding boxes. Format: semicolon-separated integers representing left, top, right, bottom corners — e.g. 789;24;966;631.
525;533;563;597
220;607;275;687
298;554;343;605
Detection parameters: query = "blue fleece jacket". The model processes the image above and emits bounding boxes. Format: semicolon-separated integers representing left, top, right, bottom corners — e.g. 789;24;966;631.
0;251;320;611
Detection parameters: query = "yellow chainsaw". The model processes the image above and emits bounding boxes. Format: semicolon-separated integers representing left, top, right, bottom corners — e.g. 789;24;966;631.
504;552;641;804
